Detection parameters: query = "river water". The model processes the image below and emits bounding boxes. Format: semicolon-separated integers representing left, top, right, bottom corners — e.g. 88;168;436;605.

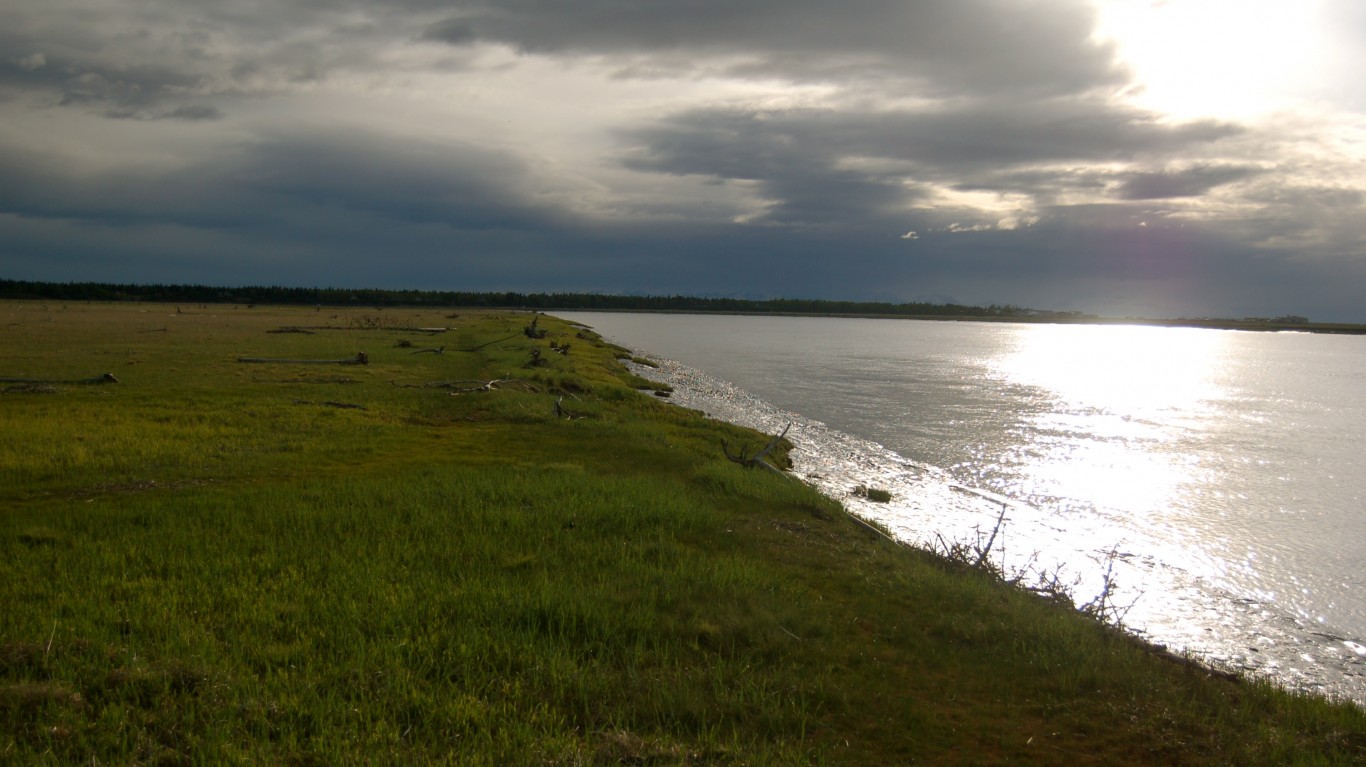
560;312;1366;705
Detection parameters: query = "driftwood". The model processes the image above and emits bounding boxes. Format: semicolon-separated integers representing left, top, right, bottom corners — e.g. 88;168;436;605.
390;378;540;393
238;352;369;365
456;333;521;352
253;376;360;384
0;373;119;385
447;379;540;394
292;399;367;410
848;514;899;543
2;383;58;394
722;423;792;477
554;396;587;420
410;346;444;355
268;325;449;334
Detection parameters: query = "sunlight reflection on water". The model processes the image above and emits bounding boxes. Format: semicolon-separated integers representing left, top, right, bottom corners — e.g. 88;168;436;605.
992;324;1228;414
564;312;1366;705
984;324;1227;524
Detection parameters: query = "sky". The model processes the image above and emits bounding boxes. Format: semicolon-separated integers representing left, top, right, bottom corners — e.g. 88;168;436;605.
3;0;1365;320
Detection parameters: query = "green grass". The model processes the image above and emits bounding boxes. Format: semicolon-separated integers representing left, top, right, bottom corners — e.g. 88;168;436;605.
2;301;1365;765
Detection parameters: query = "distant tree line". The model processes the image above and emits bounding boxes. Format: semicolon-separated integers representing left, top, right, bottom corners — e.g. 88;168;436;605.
0;278;1041;318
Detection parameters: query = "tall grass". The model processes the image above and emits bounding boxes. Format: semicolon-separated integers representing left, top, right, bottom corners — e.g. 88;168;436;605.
2;301;1365;764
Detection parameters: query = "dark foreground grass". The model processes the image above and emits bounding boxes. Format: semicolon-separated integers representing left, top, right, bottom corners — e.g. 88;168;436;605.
2;301;1365;765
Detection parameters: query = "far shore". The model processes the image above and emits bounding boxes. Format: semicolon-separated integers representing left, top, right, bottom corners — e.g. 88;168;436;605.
7;280;1359;335
554;307;1366;335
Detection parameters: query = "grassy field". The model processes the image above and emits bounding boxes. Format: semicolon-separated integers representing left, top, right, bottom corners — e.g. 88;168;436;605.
2;301;1365;765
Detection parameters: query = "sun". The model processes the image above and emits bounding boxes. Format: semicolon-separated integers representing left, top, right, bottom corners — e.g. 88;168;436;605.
1091;0;1330;120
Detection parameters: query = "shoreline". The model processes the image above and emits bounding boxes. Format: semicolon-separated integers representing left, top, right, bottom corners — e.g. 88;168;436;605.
556;307;1366;335
620;347;1366;708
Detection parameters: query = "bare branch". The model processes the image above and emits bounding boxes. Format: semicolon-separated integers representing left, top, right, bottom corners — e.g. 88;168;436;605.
973;502;1009;569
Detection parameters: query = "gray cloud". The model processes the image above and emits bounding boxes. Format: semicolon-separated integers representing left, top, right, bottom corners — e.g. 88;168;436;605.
421;0;1123;98
1;2;409;118
55;62;205;111
0;126;561;234
1114;165;1264;200
234;131;566;232
619;101;1243;230
0;141;257;230
0;0;1363;321
161;104;223;121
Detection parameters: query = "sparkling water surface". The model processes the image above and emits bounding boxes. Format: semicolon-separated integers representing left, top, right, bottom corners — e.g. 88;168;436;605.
561;312;1366;704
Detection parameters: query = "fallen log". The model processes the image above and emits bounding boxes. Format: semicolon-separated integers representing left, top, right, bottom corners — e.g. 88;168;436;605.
554;395;588;420
261;325;449;334
292;399;368;410
847;514;899;543
455;333;521;352
448;379;540;394
722;423;792;478
0;373;119;385
2;383;58;394
390;378;540;393
237;352;369;365
253;376;360;384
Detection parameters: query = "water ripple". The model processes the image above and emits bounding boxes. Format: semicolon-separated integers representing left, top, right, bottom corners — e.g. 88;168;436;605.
627;353;1366;707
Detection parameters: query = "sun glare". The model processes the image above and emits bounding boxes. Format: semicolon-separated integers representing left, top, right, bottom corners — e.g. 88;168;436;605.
1092;0;1328;120
990;324;1231;516
994;324;1228;415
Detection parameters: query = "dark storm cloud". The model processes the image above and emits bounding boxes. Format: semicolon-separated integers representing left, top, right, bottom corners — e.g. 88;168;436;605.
619;101;1243;227
0;128;559;235
2;0;1364;321
1114;165;1264;200
630;100;1240;174
0;121;598;288
160;104;223;121
0;143;252;230
622;109;927;227
0;17;218;117
421;0;1122;97
0;3;419;119
234;132;566;233
53;62;205;112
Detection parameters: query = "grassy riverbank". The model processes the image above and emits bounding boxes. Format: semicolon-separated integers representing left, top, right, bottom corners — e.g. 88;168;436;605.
3;301;1364;765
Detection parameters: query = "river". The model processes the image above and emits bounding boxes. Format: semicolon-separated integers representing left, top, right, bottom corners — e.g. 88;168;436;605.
560;311;1366;705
